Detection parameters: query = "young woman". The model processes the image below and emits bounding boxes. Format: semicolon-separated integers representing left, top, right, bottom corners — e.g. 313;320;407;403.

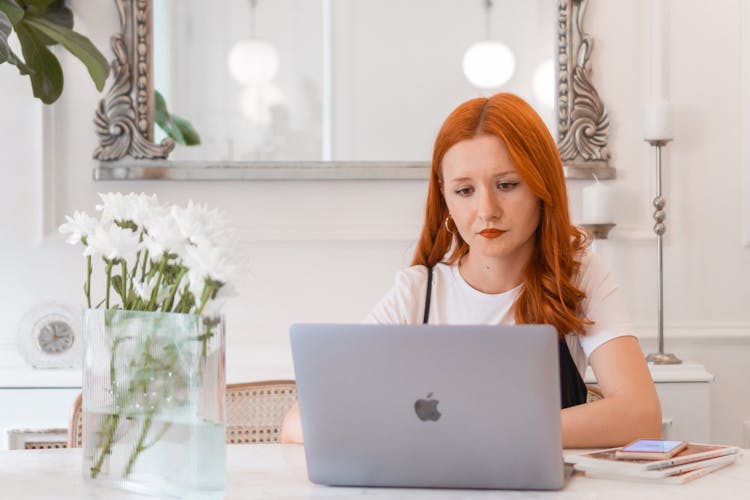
282;93;661;447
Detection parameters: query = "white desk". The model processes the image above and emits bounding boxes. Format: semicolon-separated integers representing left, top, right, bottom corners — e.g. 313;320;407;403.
2;444;748;499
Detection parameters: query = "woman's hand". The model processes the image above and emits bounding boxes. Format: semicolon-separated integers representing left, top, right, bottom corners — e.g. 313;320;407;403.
562;336;662;448
281;401;304;444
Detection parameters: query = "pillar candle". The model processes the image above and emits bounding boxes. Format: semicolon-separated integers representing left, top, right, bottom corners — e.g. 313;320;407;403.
644;99;674;141
581;181;615;224
651;0;665;100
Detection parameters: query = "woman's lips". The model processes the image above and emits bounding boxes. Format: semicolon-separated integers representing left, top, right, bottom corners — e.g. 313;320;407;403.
479;229;505;239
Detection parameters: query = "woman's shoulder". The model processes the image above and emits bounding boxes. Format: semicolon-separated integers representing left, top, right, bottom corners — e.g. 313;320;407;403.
394;262;454;285
575;247;614;289
393;264;429;288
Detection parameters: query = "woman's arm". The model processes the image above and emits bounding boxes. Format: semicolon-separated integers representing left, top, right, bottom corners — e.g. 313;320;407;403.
281;402;304;444
561;336;661;448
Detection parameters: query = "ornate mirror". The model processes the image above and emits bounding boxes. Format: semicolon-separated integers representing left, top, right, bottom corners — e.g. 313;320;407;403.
93;0;612;180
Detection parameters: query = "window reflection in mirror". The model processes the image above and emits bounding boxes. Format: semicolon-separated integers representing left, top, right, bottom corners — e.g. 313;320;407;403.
153;0;555;163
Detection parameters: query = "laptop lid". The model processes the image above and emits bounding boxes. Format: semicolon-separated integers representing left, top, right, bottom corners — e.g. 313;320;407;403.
290;324;564;490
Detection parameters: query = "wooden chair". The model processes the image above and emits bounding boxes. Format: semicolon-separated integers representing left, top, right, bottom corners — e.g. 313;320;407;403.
225;380;297;444
67;380;297;448
67;393;84;448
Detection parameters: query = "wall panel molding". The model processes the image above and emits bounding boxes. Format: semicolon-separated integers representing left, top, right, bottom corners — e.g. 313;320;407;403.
741;0;750;247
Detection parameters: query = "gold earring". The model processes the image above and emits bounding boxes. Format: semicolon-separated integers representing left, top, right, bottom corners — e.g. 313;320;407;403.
444;216;454;234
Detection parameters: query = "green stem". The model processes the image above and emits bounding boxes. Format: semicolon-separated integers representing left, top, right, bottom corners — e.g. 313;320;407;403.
147;254;168;311
104;259;114;309
124;414;154;477
130;249;141;295
195;281;214;316
162;268;187;312
90;413;120;479
140;249;150;282
85;255;92;308
120;260;128;308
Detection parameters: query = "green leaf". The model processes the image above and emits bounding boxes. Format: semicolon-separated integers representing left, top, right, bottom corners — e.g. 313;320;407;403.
26;0;59;8
111;274;123;297
14;22;62;104
43;5;73;30
0;0;23;25
154;89;201;146
28;3;73;46
164;119;186;144
0;10;10;63
154;89;169;127
171;115;201;145
23;15;109;91
8;47;33;74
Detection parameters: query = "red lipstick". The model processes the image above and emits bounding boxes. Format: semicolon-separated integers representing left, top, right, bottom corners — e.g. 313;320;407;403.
479;229;504;239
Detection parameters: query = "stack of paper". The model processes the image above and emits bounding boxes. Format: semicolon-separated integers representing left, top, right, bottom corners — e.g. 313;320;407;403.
565;443;739;484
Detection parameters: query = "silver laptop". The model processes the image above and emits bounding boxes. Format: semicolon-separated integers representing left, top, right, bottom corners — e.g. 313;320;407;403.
289;324;565;490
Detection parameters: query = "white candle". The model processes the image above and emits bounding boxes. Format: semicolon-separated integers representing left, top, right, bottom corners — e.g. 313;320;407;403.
651;0;665;100
581;181;615;224
644;99;674;141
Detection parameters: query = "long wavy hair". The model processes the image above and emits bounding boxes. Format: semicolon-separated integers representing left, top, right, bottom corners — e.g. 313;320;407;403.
412;93;591;338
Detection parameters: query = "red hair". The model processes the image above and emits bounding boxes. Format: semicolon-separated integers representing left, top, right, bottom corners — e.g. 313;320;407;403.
412;93;591;338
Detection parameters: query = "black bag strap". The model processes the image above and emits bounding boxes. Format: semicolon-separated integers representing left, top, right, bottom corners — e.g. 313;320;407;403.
423;266;433;324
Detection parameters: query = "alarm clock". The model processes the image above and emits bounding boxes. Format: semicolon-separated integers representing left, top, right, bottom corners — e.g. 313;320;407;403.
16;302;81;369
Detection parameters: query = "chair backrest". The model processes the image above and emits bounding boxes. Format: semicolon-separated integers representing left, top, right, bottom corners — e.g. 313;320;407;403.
68;393;83;448
226;380;297;444
67;380;297;448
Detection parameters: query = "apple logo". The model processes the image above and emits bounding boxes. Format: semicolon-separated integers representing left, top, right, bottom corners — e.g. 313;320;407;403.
414;392;441;422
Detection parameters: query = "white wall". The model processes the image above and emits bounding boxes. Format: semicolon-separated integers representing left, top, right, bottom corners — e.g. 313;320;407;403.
0;0;749;445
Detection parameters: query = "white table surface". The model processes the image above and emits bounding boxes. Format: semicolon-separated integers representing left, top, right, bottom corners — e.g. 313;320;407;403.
2;445;748;499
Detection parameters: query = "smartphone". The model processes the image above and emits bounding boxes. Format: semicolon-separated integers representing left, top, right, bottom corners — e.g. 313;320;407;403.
614;439;688;460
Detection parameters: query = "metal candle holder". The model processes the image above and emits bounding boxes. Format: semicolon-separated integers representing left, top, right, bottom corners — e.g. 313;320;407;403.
645;139;682;365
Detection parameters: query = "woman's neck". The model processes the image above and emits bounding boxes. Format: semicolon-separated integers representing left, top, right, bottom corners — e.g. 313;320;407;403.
458;251;532;294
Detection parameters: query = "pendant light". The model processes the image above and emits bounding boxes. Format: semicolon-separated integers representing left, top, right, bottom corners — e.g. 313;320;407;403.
227;0;280;85
462;0;515;89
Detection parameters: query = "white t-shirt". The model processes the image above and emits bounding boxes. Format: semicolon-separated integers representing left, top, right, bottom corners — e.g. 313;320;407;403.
364;250;634;378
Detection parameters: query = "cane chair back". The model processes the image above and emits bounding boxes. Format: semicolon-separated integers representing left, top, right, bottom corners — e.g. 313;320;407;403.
226;380;297;444
67;380;297;447
68;393;83;448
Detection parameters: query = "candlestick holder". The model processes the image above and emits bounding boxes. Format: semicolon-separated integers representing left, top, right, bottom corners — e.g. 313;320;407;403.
645;138;681;365
580;223;616;239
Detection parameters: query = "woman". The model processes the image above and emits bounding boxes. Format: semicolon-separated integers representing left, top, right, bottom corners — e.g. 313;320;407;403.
282;93;661;447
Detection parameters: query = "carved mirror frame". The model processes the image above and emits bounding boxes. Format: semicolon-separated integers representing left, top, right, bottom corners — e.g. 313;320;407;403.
93;0;613;181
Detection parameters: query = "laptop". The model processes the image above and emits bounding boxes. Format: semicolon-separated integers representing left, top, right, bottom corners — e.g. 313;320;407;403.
289;323;565;490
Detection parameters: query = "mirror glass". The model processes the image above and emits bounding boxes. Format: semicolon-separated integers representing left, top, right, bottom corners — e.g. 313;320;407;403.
153;0;555;162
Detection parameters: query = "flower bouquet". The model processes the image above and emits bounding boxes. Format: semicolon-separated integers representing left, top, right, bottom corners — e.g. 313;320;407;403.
60;193;240;498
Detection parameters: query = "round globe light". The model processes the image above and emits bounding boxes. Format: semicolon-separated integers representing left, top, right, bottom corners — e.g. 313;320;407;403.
227;39;280;85
532;58;555;109
462;41;516;89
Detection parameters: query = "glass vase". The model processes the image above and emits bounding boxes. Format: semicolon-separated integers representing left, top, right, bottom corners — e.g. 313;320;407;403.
82;309;226;498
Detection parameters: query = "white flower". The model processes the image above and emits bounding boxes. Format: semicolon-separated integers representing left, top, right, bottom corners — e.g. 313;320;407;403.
129;193;161;228
58;211;98;245
142;212;186;257
84;223;141;261
96;192;159;227
183;243;239;285
171;201;231;247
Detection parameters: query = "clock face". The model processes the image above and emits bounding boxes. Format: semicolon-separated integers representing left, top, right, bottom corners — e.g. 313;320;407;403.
17;303;81;368
36;320;75;354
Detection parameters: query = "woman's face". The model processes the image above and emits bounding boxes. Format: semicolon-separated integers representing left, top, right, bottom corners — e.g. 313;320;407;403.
441;134;541;263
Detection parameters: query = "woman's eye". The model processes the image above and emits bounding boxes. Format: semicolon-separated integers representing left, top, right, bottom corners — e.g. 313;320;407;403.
455;187;474;196
497;182;519;191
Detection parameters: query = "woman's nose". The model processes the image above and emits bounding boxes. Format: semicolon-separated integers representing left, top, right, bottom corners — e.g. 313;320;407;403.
477;189;502;220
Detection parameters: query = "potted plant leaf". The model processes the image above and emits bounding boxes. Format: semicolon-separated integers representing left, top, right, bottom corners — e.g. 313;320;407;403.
0;0;109;104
